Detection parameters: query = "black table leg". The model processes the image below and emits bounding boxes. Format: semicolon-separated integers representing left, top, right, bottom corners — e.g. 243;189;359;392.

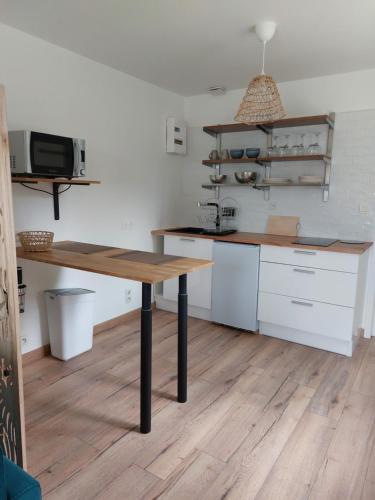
140;282;152;433
178;274;188;403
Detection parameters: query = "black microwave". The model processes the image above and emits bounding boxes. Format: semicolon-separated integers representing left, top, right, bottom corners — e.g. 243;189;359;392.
9;130;85;178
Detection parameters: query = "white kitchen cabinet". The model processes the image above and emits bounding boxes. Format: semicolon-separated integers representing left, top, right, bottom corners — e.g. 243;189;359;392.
258;244;369;356
259;261;357;307
258;291;354;341
163;235;213;310
260;244;359;273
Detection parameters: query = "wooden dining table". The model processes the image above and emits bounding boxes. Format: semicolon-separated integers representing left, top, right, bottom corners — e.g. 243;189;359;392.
17;241;213;433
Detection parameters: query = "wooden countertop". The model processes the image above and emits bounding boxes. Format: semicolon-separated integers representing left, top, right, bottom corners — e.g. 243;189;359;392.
16;241;213;284
152;229;372;255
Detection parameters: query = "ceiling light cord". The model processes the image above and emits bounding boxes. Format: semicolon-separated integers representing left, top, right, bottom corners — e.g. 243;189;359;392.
261;41;266;75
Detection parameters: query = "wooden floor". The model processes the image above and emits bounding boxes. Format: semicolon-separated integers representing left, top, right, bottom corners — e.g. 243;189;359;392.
24;310;375;499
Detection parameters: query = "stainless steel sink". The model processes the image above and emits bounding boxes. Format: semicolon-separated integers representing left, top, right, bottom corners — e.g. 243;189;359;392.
166;227;205;234
166;227;237;236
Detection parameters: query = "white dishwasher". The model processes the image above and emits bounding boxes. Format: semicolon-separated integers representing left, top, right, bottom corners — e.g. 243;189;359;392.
212;242;259;331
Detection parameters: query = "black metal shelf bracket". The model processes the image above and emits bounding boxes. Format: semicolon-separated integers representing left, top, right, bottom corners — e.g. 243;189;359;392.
256;124;271;135
52;184;60;220
17;180;92;221
51;183;90;221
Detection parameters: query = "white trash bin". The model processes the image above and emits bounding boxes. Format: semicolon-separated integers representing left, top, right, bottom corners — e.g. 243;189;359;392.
44;288;96;361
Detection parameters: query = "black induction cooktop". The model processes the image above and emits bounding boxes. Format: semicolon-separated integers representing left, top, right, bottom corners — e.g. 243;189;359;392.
292;237;338;247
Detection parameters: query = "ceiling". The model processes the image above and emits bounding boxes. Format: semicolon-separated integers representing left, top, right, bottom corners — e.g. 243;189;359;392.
1;0;375;96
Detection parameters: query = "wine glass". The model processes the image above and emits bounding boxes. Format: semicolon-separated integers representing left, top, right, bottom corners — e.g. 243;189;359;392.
272;134;280;156
298;133;306;155
307;132;321;155
290;134;300;156
279;134;290;156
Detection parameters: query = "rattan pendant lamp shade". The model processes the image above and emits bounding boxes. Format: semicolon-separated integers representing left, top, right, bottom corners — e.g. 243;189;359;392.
235;21;285;124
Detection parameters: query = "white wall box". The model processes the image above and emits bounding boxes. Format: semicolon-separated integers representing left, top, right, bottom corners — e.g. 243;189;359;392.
258;244;370;356
166;117;187;155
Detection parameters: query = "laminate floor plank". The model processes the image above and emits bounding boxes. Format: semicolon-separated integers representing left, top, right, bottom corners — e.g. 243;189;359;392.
308;338;367;422
22;310;375;499
255;412;335;500
309;390;375;500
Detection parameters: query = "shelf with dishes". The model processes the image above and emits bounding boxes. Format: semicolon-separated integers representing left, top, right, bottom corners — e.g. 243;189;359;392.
202;183;328;190
201;113;335;202
202;154;331;166
203;114;334;137
202;174;328;191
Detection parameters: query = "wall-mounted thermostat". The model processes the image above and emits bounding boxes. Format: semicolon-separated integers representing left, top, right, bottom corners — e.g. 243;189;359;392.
166;117;187;155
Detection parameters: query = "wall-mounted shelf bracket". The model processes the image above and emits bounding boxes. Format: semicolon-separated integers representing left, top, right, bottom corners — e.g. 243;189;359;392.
12;177;101;221
256;124;271;135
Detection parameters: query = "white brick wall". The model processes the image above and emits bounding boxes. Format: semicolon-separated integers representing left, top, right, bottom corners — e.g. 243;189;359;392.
179;109;375;242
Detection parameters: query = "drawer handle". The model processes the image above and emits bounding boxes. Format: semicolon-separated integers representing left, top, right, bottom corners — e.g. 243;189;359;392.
291;300;313;307
293;268;315;275
294;250;317;255
179;238;195;242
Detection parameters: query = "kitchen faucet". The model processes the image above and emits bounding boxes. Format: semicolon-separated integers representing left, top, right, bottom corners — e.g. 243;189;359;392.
197;201;221;229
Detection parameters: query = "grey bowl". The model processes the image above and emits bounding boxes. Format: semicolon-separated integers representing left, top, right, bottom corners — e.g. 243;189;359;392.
230;149;244;159
209;174;227;184
235;171;257;184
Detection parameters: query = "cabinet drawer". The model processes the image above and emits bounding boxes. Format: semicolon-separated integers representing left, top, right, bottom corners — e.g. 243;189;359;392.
260;245;359;273
258;291;354;341
164;235;213;260
259;261;357;307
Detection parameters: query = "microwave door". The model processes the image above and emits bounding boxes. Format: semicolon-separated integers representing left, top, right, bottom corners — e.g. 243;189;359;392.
30;131;74;177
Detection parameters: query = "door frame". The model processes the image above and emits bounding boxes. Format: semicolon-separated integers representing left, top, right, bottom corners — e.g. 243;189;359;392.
0;84;26;467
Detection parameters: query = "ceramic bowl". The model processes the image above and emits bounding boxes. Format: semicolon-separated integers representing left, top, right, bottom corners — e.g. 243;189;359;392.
230;148;244;159
245;148;260;158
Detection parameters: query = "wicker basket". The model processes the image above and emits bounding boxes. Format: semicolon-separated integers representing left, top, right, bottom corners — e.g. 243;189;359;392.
18;231;54;252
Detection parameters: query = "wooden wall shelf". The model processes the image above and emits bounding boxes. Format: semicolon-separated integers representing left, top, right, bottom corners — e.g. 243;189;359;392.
203;114;334;137
12;177;101;220
202;182;328;190
201;113;335;202
202;154;331;166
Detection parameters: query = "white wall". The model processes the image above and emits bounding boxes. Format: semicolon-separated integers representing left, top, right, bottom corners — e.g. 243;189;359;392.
0;23;185;353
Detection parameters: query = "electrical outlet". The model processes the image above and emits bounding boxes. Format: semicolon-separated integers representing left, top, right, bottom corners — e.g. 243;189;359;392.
121;220;133;231
21;337;27;345
359;203;369;215
125;289;132;304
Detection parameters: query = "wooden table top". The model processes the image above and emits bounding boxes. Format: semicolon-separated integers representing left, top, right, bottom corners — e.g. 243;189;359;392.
16;241;213;284
152;229;373;255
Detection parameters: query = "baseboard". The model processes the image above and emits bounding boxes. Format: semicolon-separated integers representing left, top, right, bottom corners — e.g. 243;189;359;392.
22;344;51;366
259;321;353;357
22;304;155;364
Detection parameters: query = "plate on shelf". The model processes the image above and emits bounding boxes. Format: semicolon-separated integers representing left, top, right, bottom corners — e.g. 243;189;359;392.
298;175;324;185
266;178;292;185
